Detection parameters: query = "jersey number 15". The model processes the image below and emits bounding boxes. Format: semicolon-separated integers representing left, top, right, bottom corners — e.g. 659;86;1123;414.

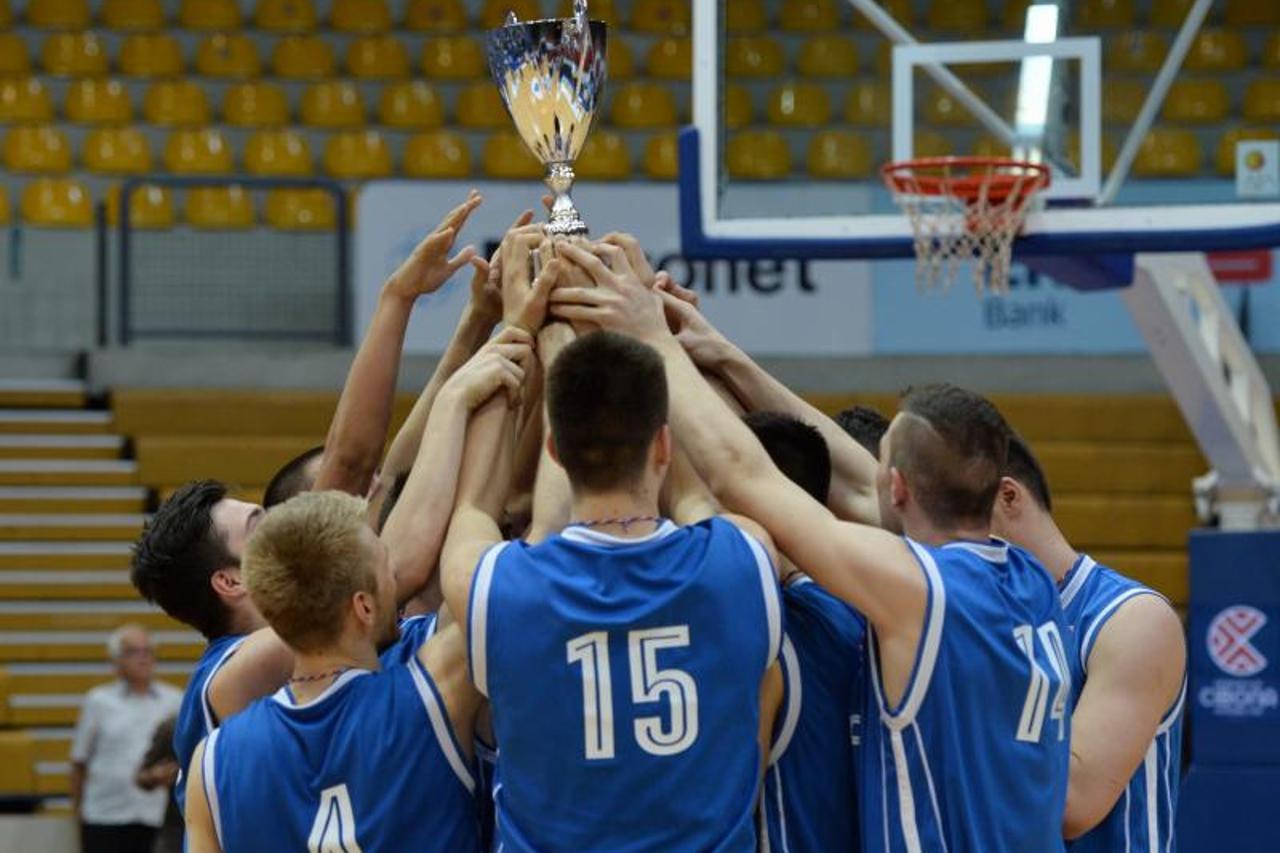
567;626;699;760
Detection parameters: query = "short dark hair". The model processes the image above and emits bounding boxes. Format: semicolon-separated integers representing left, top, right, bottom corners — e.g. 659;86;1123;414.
131;480;236;639
376;470;411;533
835;405;890;457
743;411;831;502
263;445;324;508
1004;432;1052;512
547;330;668;492
892;384;1011;529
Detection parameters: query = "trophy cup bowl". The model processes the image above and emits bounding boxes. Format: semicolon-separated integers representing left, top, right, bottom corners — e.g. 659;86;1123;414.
487;2;607;236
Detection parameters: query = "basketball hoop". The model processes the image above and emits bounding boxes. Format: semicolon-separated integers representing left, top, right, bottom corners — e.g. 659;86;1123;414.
882;156;1051;295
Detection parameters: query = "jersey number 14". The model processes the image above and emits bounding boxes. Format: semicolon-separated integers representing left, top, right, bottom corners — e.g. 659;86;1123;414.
1013;622;1072;744
567;626;699;760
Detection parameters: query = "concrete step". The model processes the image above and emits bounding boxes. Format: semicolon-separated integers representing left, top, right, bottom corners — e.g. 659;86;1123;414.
0;436;125;461
0;630;202;663
0;601;179;631
0;411;113;435
0;514;146;543
0;542;133;571
0;487;148;514
34;761;68;796
1057;495;1198;550
0;460;137;487
0;571;137;600
7;666;191;727
0;381;88;410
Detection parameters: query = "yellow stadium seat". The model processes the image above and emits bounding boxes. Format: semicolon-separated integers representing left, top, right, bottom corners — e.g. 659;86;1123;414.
42;33;108;76
101;0;165;29
1163;79;1229;123
1149;0;1193;28
610;83;678;129
324;130;392;178
1107;33;1168;73
244;129;313;175
1079;0;1134;29
179;0;240;29
164;128;233;174
82;127;150;174
853;0;910;28
480;0;539;28
557;0;619;25
332;0;391;32
223;82;289;127
575;131;631;180
456;82;507;129
482;131;541;179
301;82;366;128
1225;0;1280;26
0;187;7;224
379;82;443;129
725;84;753;130
629;0;690;34
403;130;470;177
643;132;679;179
924;87;976;126
914;130;950;158
0;78;53;123
928;0;987;33
647;36;692;80
779;0;837;32
808;130;872;178
1216;127;1280;175
64;78;132;124
0;34;31;75
106;184;174;229
143;81;210;126
844;81;890;125
1265;34;1280;69
119;34;184;78
726;0;767;31
1185;29;1248;72
346;35;409;79
726;37;785;78
0;0;9;27
404;0;467;32
186;187;255;230
196;35;261;78
421;37;485;79
727;131;791;179
1244;80;1280;123
272;35;335;79
27;0;90;28
1068;131;1120;171
3;126;71;173
1001;0;1030;30
767;82;831;127
1133;128;1201;177
20;179;91;227
797;35;858;77
1104;79;1144;124
256;0;316;31
265;189;336;230
609;37;635;79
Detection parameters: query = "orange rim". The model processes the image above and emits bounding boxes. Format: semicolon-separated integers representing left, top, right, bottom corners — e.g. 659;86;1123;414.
882;156;1051;202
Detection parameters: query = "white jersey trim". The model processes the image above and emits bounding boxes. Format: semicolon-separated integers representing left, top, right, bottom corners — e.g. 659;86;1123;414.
771;764;792;853
200;635;248;736
468;541;509;698
1157;679;1187;735
271;669;371;709
769;636;802;764
559;520;678;546
1080;587;1163;674
1143;739;1160;851
941;539;1008;564
911;721;949;853
738;526;783;667
890;728;923;853
1059;554;1097;609
409;657;477;794
871;540;946;730
203;727;225;850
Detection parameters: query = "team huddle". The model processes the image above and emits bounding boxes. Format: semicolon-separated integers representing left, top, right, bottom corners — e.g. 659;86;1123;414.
129;192;1188;852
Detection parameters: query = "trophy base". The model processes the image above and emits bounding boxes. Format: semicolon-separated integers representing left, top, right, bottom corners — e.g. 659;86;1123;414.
544;215;589;237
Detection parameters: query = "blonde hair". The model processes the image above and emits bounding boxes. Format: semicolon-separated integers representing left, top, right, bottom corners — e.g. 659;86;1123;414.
242;491;376;653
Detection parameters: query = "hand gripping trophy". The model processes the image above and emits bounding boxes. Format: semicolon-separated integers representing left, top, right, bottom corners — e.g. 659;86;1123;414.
486;0;608;237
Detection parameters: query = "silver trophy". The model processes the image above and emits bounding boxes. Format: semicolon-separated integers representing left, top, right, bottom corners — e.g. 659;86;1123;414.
487;0;607;236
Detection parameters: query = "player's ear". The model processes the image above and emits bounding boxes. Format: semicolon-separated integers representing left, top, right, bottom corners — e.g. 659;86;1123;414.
889;466;909;509
352;589;376;630
997;476;1021;517
652;424;673;471
210;567;245;601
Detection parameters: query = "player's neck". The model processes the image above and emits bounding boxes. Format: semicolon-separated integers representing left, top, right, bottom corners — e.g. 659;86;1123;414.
904;514;991;548
570;488;662;539
1027;517;1080;582
289;642;378;703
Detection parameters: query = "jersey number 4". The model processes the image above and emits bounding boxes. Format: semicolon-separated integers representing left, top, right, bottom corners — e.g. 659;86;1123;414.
308;784;362;853
1013;622;1072;744
566;626;699;760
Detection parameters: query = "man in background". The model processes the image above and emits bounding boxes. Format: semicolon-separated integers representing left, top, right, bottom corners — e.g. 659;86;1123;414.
71;625;182;853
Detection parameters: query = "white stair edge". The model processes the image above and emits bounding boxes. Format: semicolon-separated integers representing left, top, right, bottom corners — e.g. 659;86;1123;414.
0;542;133;554
0;629;200;644
0;436;123;448
0;571;131;583
35;762;70;776
0;460;136;472
0;601;156;613
0;514;148;526
0;486;146;499
9;662;193;675
9;694;85;709
0;380;85;392
30;728;76;739
0;411;110;423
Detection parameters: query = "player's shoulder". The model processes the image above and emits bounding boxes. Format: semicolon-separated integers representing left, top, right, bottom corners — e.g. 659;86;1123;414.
1062;554;1161;613
783;573;866;642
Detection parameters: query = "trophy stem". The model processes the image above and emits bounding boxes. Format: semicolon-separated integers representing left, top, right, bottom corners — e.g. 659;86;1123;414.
544;161;588;237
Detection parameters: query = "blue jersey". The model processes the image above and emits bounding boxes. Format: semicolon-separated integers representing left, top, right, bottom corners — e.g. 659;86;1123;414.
763;574;866;853
859;539;1074;853
377;612;437;668
475;737;498;852
202;660;480;852
1060;555;1186;853
468;518;782;853
173;633;244;815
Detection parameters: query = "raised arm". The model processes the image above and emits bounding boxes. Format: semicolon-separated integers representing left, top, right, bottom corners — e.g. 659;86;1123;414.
314;191;483;496
380;326;533;604
1064;594;1186;838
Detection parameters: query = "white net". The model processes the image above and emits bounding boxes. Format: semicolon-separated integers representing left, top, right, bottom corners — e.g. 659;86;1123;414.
883;158;1050;295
